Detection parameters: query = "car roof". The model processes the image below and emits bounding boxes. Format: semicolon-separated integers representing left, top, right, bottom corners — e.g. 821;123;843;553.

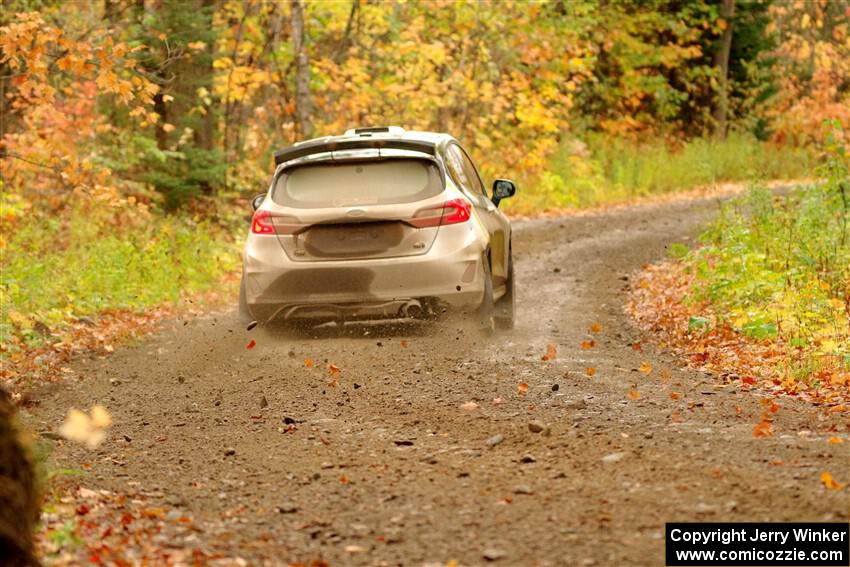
274;127;456;166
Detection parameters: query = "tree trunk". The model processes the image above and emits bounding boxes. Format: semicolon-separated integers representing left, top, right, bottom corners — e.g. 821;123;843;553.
0;388;39;567
291;0;313;139
712;0;735;139
195;0;216;157
153;91;168;150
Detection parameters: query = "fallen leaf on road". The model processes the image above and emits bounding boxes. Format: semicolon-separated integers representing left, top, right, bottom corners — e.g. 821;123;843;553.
580;339;595;350
670;410;684;422
828;436;843;444
590;323;602;333
59;405;112;449
492;397;504;405
400;339;408;348
631;342;642;352
752;419;773;438
820;471;844;490
639;361;652;375
246;339;256;350
670;392;679;400
517;383;529;396
627;390;640;400
712;469;723;479
460;401;479;410
542;343;557;361
586;367;596;377
339;474;349;484
304;357;313;368
328;363;340;375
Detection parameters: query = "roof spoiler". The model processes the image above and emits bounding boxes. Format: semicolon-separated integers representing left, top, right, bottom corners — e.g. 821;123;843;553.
274;138;436;166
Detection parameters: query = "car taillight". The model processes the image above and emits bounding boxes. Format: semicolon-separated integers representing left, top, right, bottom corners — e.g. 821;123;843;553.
251;210;275;234
409;198;471;228
251;211;304;235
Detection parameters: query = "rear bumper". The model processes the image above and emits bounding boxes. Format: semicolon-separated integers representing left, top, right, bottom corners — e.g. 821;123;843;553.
242;223;487;321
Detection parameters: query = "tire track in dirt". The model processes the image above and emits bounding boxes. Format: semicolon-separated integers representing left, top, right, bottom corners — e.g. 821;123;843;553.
28;194;849;566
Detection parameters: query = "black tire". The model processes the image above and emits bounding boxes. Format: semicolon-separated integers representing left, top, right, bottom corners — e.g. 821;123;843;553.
495;253;515;330
238;277;253;325
478;254;496;334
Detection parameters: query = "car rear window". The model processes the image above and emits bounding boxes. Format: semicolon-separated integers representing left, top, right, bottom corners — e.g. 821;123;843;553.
272;159;443;208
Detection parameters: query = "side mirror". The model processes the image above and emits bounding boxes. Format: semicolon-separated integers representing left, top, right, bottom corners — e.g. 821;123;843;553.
251;193;266;211
491;179;516;208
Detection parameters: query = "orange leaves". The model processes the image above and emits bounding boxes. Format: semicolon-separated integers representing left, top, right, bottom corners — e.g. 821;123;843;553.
304;358;314;368
0;12;158;209
752;420;773;438
638;361;652;375
542;343;557;361
820;472;844;491
626;258;850;413
585;367;596;377
327;364;340;388
589;322;602;333
669;392;679;400
670;409;684;422
580;339;595;350
753;399;778;438
400;340;408;348
627;390;640;400
828;436;844;444
245;339;256;350
517;383;529;396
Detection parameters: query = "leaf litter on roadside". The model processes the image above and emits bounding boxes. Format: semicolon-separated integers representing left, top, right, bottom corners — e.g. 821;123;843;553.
542;343;557;361
626;260;850;411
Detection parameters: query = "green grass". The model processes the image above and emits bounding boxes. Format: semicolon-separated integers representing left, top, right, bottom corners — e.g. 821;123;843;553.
506;133;815;214
0;206;241;350
680;127;849;383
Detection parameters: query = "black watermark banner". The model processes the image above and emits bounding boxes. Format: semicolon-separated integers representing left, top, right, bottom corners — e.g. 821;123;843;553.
666;523;849;566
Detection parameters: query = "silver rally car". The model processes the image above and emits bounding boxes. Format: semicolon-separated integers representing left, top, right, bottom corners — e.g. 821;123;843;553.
239;126;516;329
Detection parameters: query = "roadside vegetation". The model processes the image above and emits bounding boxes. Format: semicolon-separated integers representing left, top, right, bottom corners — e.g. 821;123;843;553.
628;124;849;408
509;133;814;213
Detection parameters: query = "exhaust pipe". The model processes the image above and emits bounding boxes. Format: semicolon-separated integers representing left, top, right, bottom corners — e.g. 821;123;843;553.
399;299;423;319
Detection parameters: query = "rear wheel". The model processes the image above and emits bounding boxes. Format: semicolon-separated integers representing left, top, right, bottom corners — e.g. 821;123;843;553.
478;255;496;335
495;253;515;330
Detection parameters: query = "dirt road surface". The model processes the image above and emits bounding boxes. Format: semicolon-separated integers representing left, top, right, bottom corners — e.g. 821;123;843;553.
28;196;849;566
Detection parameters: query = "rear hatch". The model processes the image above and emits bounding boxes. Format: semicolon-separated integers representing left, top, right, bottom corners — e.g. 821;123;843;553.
264;158;458;262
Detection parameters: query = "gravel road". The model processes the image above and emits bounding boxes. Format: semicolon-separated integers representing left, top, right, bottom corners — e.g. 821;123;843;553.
29;195;849;566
